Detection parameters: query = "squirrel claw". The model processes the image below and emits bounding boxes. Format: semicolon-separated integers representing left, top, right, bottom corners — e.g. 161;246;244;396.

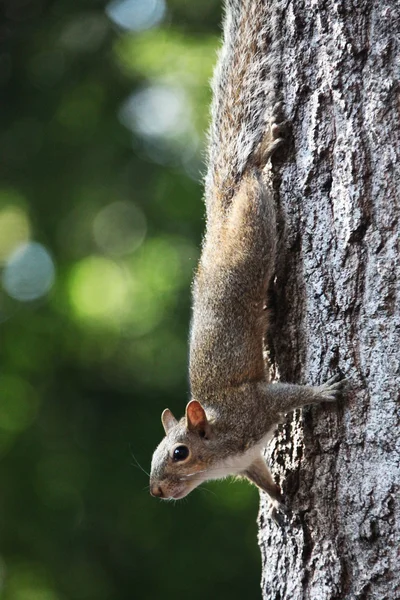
271;120;289;140
271;100;285;119
263;105;288;160
269;500;291;526
265;136;285;159
253;102;287;164
316;373;347;402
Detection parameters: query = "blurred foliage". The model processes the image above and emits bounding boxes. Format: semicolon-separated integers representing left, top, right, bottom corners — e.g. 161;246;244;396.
0;0;262;598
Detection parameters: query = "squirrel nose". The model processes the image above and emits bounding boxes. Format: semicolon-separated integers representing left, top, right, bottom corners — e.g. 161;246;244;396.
150;484;164;498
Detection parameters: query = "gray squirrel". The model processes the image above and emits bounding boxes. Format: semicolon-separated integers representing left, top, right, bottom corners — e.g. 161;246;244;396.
149;0;344;518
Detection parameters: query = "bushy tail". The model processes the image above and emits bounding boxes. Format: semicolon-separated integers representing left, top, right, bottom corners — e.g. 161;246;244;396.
205;0;279;216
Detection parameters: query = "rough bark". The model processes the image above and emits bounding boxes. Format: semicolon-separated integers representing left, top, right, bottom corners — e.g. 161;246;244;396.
259;1;400;599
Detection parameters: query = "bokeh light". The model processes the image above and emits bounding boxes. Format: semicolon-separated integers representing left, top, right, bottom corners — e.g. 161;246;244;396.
106;0;166;32
60;13;109;53
119;84;190;139
68;256;130;325
119;84;198;165
93;201;147;257
124;236;192;336
4;562;58;600
0;205;31;263
2;242;55;302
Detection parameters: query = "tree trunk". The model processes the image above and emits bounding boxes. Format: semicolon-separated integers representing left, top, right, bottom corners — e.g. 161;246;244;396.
259;1;400;598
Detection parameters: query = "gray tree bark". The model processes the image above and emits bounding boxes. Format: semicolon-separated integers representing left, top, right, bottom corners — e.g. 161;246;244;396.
259;1;400;598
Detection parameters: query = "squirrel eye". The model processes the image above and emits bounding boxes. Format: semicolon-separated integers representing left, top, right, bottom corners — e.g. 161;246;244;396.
173;445;189;461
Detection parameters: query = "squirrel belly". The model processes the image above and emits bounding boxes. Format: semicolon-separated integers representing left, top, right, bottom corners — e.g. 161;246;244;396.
149;0;345;517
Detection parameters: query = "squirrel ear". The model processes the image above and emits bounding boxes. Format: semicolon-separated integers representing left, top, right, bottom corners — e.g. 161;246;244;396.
161;409;177;434
186;400;209;436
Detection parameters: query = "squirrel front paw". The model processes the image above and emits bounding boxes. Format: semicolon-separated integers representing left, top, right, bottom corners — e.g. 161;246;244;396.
315;373;347;402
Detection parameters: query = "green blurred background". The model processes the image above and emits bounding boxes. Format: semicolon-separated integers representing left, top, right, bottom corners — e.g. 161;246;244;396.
0;0;262;597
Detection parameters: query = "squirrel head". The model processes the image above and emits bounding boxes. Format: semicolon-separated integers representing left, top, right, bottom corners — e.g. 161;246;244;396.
150;400;222;500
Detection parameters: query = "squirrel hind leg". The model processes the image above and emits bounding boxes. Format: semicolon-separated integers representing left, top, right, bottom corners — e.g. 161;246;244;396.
268;502;291;527
244;456;289;521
